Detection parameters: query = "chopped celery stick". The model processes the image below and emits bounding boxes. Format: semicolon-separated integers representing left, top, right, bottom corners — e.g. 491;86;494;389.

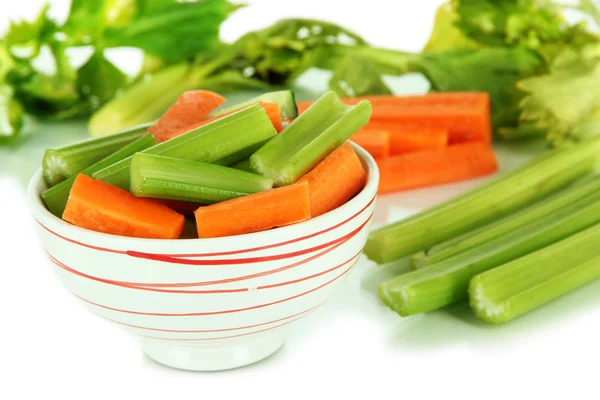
411;175;600;269
93;104;276;190
211;90;298;120
366;137;600;264
42;134;157;217
378;191;600;317
232;158;252;172
250;91;371;186
130;153;273;204
470;223;600;324
42;123;150;186
213;142;265;167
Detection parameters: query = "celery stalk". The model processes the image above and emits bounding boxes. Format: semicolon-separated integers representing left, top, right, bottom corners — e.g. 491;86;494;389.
378;192;600;317
130;153;273;203
249;91;371;186
411;175;600;268
42;123;150;186
365;137;600;264
93;104;276;190
42;134;157;217
470;223;600;324
88;64;190;136
232;158;252;172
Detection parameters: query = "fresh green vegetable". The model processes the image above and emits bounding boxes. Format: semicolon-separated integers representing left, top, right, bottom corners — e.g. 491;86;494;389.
0;0;234;137
249;91;371;186
365;137;600;264
130;153;274;204
93;104;276;189
42;123;150;186
379;191;600;317
470;222;600;324
411;175;600;268
42;134;157;217
89;18;370;135
232;158;252;172
210;90;298;121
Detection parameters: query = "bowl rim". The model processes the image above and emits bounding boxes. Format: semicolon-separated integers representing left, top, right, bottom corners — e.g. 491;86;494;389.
28;142;379;246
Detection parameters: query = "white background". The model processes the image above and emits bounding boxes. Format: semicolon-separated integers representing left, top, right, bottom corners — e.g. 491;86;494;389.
2;1;600;399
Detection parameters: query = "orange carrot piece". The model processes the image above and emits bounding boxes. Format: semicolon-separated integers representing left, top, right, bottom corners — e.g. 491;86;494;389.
148;90;226;142
350;129;391;158
376;142;498;194
364;122;448;154
297;92;492;143
194;182;311;238
63;174;185;239
298;143;367;218
155;102;282;143
157;199;202;216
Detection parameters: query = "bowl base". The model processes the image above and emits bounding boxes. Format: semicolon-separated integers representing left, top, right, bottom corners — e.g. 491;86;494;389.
141;331;285;372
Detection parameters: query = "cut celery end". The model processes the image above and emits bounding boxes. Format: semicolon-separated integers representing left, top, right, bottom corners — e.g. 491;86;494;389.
412;174;600;268
365;137;600;264
378;191;600;317
250;91;371;186
210;90;298;121
93;104;276;190
130;153;273;204
42;134;157;217
42;123;150;187
470;223;600;324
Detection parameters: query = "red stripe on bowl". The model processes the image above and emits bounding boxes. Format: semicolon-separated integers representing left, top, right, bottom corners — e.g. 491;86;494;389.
105;304;323;333
49;248;362;294
72;261;356;317
37;195;375;258
126;216;371;265
141;312;313;342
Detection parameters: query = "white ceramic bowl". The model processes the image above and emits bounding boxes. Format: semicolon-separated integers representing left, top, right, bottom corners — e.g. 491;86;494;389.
28;144;379;372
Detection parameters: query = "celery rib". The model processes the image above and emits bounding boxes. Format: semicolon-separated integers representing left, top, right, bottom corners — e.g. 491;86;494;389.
42;123;150;187
411;175;600;269
470;223;600;324
366;137;600;264
130;153;273;204
93;104;276;190
249;91;371;187
378;191;600;317
42;134;157;217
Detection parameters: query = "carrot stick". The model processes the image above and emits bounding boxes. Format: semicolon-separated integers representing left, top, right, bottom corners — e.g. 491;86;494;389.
376;142;498;194
364;122;448;154
156;102;282;143
350;129;391;158
194;181;311;238
297;92;492;143
298;143;367;217
149;90;226;142
63;174;185;239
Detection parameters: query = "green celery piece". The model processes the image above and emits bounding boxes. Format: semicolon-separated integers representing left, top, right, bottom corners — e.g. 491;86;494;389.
88;63;189;136
470;222;600;324
365;137;600;264
379;191;600;317
250;91;371;186
210;90;298;121
93;104;276;190
130;153;273;204
411;175;600;269
232;158;252;172
42;134;157;217
42;123;150;187
213;142;265;167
